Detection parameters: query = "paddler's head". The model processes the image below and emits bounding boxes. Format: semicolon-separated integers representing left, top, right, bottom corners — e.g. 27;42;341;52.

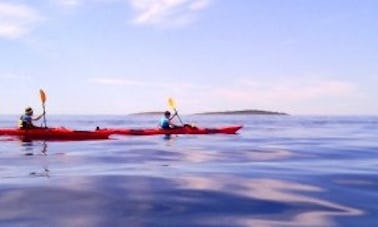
25;107;33;116
164;111;171;118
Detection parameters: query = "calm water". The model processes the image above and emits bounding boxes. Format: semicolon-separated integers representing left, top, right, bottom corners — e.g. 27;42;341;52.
0;115;377;227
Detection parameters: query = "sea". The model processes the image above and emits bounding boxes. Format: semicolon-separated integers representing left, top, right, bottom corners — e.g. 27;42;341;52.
0;114;377;227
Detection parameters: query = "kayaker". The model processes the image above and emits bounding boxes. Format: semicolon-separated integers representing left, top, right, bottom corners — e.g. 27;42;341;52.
159;111;179;129
18;107;45;129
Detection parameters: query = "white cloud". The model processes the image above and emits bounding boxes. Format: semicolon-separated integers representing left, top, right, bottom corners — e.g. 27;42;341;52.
0;72;30;80
188;0;211;10
89;77;363;114
89;77;201;90
54;0;81;7
199;78;361;114
49;0;212;27
128;0;212;27
90;78;155;87
214;79;357;103
0;2;42;39
91;77;358;103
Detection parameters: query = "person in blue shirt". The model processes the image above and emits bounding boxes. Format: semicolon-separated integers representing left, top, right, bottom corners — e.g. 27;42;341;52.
159;111;179;129
19;107;45;129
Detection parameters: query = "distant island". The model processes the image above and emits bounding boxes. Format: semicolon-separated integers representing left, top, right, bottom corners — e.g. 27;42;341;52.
195;109;288;115
131;109;288;116
129;111;164;116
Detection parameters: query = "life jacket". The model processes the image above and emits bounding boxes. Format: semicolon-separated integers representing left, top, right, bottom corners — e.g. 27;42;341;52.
18;117;23;128
18;115;33;129
160;117;170;129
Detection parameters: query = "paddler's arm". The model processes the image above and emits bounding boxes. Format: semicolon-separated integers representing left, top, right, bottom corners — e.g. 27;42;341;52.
33;111;46;121
169;111;178;121
169;111;182;128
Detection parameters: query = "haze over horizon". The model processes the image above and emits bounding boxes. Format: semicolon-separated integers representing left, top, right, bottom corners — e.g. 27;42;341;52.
1;0;377;115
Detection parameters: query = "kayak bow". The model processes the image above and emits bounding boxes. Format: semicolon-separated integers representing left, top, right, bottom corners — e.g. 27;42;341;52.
99;125;242;136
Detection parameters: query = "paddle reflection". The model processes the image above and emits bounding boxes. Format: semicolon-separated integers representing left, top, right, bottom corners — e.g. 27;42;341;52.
21;141;50;177
21;141;48;156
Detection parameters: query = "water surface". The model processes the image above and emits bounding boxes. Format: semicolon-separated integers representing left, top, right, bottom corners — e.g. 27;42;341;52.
0;115;377;226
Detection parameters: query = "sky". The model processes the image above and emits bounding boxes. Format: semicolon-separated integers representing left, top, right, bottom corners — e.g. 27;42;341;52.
0;0;377;115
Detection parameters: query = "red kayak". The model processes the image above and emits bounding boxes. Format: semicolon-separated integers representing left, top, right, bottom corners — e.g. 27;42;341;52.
0;125;242;140
0;127;112;141
98;125;242;136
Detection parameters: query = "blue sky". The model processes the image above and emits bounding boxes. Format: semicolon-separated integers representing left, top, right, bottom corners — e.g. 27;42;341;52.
0;0;377;115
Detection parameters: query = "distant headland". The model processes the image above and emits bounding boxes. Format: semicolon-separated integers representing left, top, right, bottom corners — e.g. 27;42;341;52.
129;111;164;116
131;109;288;116
194;109;288;115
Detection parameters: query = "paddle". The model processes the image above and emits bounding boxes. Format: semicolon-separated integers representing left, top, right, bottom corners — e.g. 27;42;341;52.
39;89;47;128
168;98;184;125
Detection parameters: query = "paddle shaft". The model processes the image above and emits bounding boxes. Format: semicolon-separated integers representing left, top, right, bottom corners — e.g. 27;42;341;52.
39;89;47;128
168;98;184;125
173;108;184;125
42;103;47;128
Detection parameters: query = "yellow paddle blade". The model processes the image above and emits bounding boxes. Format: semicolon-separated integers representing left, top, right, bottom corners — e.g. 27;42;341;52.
39;89;46;104
168;97;176;109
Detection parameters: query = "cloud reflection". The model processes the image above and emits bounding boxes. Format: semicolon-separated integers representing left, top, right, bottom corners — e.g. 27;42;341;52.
178;176;363;226
180;148;294;163
0;175;365;226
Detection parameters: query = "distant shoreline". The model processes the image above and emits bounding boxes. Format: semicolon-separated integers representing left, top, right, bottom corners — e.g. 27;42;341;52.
194;110;288;115
131;110;288;116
